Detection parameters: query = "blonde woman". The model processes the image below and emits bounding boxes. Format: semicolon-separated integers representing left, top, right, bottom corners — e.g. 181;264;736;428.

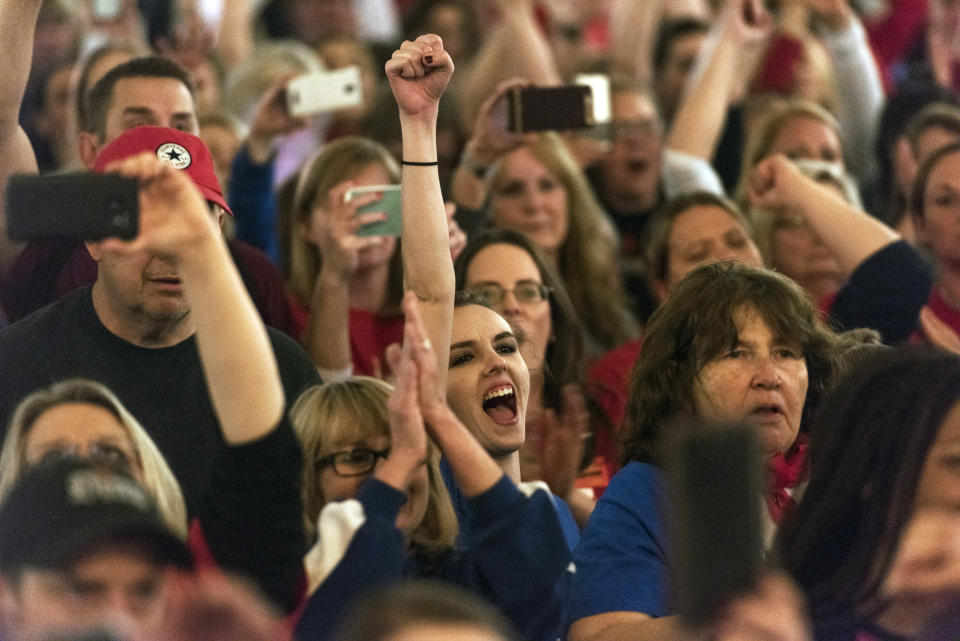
487;132;638;356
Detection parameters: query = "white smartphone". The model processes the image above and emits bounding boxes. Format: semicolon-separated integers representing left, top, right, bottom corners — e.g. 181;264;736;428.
574;73;611;125
91;0;123;20
344;185;402;237
286;66;364;118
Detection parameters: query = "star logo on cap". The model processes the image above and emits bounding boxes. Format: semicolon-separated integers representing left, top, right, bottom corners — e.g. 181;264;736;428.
156;143;192;170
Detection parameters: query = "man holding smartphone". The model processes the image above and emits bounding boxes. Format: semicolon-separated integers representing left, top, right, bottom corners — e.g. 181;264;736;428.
0;0;294;336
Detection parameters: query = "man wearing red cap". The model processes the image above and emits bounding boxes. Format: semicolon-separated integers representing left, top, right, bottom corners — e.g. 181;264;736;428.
0;124;318;616
0;1;295;335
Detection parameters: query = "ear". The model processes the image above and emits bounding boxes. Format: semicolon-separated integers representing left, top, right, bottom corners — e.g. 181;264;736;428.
652;278;670;305
77;131;101;169
84;240;105;262
894;136;917;195
299;209;323;247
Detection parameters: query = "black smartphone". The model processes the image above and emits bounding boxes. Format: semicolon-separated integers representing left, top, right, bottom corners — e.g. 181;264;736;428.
507;85;593;133
667;423;765;626
6;172;139;241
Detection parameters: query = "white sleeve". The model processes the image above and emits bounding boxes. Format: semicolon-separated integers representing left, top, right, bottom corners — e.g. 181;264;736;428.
818;16;885;186
303;499;366;594
662;148;725;198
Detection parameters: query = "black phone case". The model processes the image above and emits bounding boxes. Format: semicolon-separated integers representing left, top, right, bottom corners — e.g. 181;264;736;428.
668;424;765;625
6;172;139;241
507;85;593;133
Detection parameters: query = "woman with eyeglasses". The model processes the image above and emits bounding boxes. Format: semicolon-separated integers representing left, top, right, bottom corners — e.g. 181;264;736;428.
292;33;573;641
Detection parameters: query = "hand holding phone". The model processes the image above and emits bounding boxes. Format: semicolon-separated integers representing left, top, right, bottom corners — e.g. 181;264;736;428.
286;66;364;118
343;185;402;237
5;173;139;241
506;85;594;133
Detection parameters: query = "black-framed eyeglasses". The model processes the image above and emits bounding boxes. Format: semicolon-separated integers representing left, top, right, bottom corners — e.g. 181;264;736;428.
468;281;552;308
316;448;390;477
610;118;662;140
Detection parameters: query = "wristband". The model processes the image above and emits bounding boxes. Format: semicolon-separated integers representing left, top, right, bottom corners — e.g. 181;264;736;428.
400;160;439;166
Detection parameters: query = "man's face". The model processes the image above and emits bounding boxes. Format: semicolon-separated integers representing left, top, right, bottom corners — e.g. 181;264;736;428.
599;91;664;211
0;546;168;641
87;76;198;166
85;75;205;337
86;240;193;338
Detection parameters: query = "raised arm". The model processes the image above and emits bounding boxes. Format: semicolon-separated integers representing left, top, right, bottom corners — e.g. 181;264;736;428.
100;153;283;444
666;0;771;161
0;0;42;274
302;182;390;379
449;77;528;211
607;0;666;83
385;34;456;384
457;0;562;132
749;153;899;273
806;0;885;184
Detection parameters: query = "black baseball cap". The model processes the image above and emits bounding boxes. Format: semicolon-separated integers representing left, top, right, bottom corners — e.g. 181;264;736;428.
0;459;192;571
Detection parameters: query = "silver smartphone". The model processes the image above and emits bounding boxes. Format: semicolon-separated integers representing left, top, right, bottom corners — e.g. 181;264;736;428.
286;66;364;118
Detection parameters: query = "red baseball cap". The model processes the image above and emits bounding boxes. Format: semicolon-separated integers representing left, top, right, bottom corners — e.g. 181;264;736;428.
94;125;233;216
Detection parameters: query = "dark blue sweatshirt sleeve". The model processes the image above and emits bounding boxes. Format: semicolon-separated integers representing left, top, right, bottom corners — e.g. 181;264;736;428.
197;418;304;613
439;475;573;641
294;479;407;641
229;145;280;264
829;240;933;343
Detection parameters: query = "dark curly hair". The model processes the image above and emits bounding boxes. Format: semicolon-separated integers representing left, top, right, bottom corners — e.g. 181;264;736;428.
621;261;838;466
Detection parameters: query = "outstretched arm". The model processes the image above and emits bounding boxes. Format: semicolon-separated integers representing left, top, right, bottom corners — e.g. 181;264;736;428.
457;0;562;132
386;34;457;385
666;0;771;161
0;0;43;274
607;0;665;83
98;153;283;444
749;153;898;273
449;77;528;211
807;0;885;184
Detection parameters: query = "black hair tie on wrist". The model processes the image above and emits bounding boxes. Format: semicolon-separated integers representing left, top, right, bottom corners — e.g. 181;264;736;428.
400;160;439;166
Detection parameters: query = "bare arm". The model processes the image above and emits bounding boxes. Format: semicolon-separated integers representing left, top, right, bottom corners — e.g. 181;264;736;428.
0;0;42;273
749;154;899;273
808;0;885;183
568;612;695;641
302;182;387;377
216;0;256;69
449;77;527;211
666;0;772;161
607;0;665;83
386;34;457;384
457;0;562;133
101;154;283;444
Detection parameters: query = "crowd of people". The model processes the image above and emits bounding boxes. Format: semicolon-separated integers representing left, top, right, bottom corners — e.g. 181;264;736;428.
2;0;960;640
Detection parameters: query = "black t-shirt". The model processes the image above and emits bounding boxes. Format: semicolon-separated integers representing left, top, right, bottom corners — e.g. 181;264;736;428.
0;287;320;513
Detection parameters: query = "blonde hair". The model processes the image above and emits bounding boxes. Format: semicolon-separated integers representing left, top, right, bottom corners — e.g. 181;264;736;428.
0;379;188;538
290;378;458;559
488;132;638;353
735;99;843;207
281;136;403;310
223;40;325;123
